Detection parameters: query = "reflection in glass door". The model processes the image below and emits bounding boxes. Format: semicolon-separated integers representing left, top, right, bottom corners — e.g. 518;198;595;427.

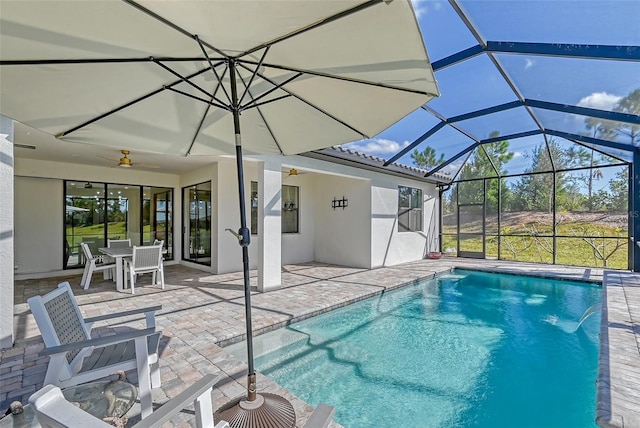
183;182;212;265
65;182;106;268
106;184;132;243
149;189;172;259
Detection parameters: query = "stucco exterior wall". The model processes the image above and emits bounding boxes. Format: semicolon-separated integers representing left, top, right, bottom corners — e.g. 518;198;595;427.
281;171;315;265
14;177;62;274
370;177;439;268
213;159;262;274
0;117;14;348
267;154;440;269
313;175;371;268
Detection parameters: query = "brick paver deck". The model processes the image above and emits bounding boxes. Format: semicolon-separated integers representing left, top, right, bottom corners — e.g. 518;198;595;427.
1;259;636;427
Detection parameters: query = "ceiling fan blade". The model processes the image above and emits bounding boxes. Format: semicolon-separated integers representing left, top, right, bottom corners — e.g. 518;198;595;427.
135;162;161;169
96;154;119;162
95;150;160;169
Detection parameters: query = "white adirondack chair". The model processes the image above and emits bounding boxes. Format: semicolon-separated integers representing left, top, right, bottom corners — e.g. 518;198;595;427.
29;375;335;428
30;374;230;428
79;242;115;290
27;282;162;419
124;245;165;294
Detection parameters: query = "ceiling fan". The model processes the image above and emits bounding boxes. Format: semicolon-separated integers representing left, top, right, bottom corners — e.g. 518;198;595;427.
284;168;307;177
97;149;160;169
118;149;133;167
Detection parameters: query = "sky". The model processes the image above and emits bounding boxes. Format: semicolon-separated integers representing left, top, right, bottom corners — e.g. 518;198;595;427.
341;0;640;178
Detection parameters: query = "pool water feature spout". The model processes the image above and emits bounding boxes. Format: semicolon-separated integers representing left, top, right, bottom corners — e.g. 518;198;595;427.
572;303;601;333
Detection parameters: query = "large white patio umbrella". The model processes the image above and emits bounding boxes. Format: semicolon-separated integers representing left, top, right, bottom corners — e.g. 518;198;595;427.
1;1;438;426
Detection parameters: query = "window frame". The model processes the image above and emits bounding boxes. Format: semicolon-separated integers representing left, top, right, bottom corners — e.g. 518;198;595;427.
398;185;423;232
282;185;300;234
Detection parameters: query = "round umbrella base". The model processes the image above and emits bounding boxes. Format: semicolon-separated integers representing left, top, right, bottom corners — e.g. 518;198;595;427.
214;393;296;428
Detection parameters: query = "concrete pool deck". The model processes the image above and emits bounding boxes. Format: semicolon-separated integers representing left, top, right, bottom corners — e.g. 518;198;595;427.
597;271;640;428
1;258;637;427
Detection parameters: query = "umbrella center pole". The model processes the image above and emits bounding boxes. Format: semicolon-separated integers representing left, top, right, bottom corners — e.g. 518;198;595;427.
246;373;257;402
235;138;257;402
230;59;257;402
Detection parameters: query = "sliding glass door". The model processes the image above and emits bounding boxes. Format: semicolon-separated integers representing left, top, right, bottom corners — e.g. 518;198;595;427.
147;189;172;259
183;182;212;266
65;182;106;268
64;181;173;269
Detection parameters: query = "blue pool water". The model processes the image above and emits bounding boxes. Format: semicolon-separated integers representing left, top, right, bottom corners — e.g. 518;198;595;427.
234;270;601;427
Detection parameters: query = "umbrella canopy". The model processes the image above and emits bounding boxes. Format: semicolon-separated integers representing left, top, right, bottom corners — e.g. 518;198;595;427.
1;1;438;426
0;0;438;157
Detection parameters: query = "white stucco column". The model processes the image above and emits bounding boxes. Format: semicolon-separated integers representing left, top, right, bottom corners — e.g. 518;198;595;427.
258;159;282;291
0;116;15;349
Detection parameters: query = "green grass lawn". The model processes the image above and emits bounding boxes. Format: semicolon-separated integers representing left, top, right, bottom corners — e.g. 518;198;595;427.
442;226;628;269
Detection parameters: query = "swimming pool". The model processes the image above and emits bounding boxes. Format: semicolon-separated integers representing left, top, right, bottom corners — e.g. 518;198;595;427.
228;269;601;427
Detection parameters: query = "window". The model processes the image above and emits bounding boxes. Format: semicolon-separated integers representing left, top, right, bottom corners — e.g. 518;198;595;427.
251;183;300;234
398;186;423;232
282;185;299;233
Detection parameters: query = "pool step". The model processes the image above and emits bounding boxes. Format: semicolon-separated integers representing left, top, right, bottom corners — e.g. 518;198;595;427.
224;328;313;361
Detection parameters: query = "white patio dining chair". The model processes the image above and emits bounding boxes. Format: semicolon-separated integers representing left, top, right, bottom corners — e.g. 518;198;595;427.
79;242;115;290
104;238;132;265
29;374;229;428
27;282;163;419
124;244;165;294
108;238;132;248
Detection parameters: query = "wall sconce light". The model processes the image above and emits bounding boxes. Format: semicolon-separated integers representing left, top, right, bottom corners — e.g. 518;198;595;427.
332;196;348;210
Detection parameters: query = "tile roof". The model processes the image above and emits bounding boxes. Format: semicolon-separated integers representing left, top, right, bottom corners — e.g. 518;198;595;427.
305;146;452;183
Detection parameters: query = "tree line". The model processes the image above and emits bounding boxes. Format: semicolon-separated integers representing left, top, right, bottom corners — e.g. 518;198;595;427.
411;89;638;214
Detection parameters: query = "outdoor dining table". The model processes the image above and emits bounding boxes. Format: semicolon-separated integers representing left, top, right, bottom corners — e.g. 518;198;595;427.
98;246;133;292
98;246;167;292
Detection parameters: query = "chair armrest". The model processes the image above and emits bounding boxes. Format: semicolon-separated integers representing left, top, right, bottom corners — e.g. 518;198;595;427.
84;305;162;324
303;404;335;428
39;327;159;356
29;384;114;428
131;374;220;428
